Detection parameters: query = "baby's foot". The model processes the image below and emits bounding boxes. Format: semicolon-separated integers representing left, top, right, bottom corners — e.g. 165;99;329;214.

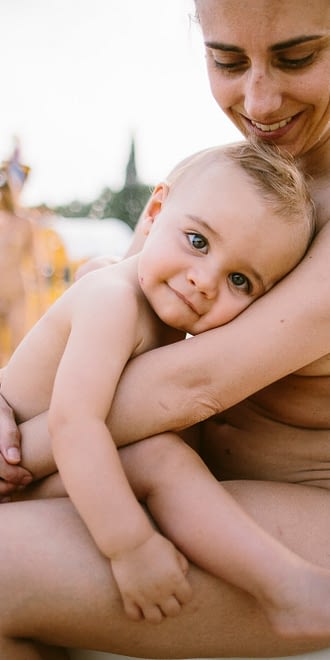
264;564;330;641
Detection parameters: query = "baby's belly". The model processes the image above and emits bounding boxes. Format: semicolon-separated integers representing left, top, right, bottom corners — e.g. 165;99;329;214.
201;376;330;488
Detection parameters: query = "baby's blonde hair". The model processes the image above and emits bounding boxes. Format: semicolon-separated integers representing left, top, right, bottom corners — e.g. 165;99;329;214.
166;139;315;246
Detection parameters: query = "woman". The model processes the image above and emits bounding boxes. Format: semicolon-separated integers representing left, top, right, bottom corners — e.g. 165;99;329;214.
0;0;330;657
0;149;43;368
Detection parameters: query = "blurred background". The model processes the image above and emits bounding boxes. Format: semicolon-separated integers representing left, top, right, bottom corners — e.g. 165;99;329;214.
0;0;241;364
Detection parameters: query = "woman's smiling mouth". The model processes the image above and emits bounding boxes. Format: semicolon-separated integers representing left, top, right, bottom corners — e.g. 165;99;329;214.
250;117;292;131
240;113;302;139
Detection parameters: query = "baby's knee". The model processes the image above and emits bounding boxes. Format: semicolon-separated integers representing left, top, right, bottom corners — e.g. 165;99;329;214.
120;433;190;497
145;433;201;494
124;432;183;467
144;432;188;471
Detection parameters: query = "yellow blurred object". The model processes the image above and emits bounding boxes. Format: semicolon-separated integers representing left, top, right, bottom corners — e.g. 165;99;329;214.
0;224;75;366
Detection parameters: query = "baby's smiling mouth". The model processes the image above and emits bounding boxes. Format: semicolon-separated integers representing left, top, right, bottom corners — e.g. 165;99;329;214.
169;286;200;316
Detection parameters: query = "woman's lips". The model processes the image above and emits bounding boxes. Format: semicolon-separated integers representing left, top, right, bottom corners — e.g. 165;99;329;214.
241;113;301;140
251;117;292;132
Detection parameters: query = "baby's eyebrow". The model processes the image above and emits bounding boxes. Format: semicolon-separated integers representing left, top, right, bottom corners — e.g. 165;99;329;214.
186;214;220;240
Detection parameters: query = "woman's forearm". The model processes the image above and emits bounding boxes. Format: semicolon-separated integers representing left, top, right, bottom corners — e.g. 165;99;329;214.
109;223;330;445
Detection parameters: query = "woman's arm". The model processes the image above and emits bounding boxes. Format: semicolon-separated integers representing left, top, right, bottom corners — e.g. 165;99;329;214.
109;222;330;445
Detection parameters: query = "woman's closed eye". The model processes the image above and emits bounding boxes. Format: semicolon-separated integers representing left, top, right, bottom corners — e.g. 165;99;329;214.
275;52;315;70
208;52;249;74
186;232;209;253
208;47;317;74
228;272;251;293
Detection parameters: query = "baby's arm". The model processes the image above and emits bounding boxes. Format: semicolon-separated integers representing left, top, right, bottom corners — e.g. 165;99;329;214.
120;432;330;639
48;277;191;622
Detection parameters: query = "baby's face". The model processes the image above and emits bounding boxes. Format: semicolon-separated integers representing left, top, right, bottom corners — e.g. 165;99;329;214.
138;160;308;335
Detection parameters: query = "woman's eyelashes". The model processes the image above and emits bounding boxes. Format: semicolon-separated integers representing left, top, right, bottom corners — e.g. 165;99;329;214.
275;52;315;69
208;48;317;73
209;54;248;74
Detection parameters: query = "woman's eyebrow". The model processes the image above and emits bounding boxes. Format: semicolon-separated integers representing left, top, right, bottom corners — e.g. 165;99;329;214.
271;35;323;51
204;41;243;53
204;35;323;54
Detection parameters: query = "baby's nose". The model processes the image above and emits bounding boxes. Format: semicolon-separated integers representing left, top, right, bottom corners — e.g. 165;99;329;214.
187;265;220;299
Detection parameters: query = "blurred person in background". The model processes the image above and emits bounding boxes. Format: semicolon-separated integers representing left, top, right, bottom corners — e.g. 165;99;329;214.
0;141;45;365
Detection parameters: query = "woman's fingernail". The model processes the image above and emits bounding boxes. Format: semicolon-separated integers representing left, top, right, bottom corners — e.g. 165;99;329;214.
7;447;20;461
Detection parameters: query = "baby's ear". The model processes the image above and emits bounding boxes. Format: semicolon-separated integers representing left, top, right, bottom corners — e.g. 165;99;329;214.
141;182;169;235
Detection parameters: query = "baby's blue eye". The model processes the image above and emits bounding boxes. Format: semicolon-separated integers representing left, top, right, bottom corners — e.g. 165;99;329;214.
187;233;208;253
229;272;251;292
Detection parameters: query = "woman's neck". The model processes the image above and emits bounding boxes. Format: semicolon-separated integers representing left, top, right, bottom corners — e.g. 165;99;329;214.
299;133;330;179
299;135;330;231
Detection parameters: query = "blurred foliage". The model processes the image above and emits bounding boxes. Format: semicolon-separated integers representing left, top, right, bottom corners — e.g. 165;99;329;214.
54;183;151;230
107;183;151;229
53;140;152;230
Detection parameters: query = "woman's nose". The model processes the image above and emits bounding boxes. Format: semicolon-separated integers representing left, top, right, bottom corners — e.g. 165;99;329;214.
243;66;282;120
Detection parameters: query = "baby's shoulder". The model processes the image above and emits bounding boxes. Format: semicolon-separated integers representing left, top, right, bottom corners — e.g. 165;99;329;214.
70;260;141;320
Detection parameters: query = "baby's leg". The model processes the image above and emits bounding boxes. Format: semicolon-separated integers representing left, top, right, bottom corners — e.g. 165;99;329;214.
11;472;66;501
12;412;69;500
8;412;63;501
19;412;56;479
120;433;330;640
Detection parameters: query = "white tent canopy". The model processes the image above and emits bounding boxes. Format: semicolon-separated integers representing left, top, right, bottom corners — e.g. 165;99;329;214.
53;217;133;261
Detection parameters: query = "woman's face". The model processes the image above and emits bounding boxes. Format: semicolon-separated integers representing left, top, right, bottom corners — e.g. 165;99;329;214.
195;0;330;158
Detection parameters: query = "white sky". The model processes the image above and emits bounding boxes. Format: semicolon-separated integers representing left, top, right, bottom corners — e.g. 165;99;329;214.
1;0;241;207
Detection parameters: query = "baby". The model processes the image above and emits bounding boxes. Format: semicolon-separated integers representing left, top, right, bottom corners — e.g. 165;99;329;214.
1;139;319;632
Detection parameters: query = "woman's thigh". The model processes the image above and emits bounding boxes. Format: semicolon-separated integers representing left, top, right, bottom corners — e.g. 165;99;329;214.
1;485;330;658
68;652;330;660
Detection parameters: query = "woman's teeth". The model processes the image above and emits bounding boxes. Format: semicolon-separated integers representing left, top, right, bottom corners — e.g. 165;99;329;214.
251;117;292;132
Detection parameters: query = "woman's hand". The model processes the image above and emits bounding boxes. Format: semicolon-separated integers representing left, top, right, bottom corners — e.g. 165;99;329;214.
0;386;32;498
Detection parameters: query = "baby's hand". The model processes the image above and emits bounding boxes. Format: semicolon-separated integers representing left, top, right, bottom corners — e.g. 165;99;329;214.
111;531;193;624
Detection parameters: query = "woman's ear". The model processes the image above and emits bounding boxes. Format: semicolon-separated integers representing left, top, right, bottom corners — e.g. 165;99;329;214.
141;182;169;235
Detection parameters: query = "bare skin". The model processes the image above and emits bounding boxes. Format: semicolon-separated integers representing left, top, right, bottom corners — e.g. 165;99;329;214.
0;145;316;632
1;0;330;657
11;421;330;645
3;483;330;658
